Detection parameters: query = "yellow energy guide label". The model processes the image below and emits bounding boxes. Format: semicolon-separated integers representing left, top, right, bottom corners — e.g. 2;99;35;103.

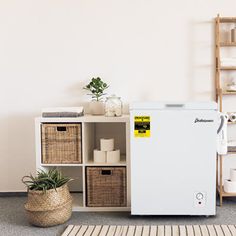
134;116;150;137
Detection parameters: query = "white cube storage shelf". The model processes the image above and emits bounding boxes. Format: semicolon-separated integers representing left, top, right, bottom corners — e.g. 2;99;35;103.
35;115;130;212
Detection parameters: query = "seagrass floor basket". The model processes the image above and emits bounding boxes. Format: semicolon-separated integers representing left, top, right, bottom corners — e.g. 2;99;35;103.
24;184;72;227
86;167;127;207
41;123;82;164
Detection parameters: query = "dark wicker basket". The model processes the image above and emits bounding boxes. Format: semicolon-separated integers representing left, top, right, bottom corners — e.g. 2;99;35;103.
86;167;127;207
41;123;82;164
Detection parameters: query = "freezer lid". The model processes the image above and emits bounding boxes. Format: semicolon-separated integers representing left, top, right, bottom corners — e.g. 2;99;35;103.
130;102;217;110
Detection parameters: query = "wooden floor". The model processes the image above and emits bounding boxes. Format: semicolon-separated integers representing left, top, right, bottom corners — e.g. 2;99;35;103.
62;225;236;236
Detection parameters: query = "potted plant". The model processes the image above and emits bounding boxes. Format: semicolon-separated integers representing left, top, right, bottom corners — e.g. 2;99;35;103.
22;169;73;227
83;77;109;115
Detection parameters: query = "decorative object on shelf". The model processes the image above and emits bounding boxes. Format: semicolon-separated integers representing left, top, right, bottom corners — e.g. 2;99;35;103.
93;138;121;163
100;138;114;151
93;149;106;163
22;169;73;227
83;77;109;115
224;169;236;193
41;123;82;164
230;168;236;181
231;26;236;42
226;78;236;92
228;112;236;122
42;107;84;118
228;140;236;152
107;150;120;163
105;95;122;117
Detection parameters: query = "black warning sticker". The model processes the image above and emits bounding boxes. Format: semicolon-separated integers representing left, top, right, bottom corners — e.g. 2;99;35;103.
134;116;150;137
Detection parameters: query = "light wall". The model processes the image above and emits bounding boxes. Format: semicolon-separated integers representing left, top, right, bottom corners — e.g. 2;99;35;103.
1;0;236;191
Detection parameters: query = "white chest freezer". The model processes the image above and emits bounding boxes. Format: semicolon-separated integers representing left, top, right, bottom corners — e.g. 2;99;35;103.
130;102;218;215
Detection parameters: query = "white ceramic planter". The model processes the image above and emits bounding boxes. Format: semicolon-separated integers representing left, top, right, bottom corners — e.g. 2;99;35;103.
89;101;104;115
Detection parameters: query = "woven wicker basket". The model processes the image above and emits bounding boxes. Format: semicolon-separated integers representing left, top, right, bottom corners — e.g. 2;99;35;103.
41;123;82;164
24;184;72;227
86;167;127;207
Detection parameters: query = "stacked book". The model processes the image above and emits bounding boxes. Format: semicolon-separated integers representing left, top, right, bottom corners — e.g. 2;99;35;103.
42;107;84;117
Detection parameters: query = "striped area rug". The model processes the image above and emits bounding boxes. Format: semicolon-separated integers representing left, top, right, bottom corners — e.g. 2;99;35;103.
61;225;236;236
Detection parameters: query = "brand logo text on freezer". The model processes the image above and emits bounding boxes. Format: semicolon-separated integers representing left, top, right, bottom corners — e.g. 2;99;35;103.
194;118;214;123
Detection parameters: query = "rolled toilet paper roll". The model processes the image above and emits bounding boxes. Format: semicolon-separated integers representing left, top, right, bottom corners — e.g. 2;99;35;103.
230;168;236;181
93;149;106;163
107;150;120;163
100;138;114;151
224;179;236;193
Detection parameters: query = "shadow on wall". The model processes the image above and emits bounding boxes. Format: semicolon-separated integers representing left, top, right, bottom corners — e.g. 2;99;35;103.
1;113;38;191
187;19;215;101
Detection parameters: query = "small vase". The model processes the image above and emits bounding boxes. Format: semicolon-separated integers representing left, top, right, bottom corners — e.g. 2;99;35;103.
89;101;104;115
105;95;122;117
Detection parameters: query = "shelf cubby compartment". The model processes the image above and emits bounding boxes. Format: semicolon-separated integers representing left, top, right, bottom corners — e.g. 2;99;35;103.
37;165;84;210
83;122;127;165
41;123;82;165
220;42;236;47
35;115;131;211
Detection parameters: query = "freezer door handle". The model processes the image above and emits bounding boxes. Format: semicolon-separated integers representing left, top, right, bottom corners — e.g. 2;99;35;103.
165;104;184;108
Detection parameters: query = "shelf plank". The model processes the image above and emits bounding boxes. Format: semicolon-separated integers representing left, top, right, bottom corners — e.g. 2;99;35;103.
228;121;236;125
222;91;236;95
219;17;236;23
217;186;236;197
227;152;236;154
37;114;130;124
220;66;236;70
220;42;236;47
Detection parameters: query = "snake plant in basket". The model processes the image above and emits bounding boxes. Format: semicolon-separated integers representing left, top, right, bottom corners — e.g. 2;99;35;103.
22;169;73;227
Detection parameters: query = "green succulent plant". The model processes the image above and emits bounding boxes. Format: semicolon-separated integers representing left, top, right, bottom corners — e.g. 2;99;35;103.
83;77;109;101
22;169;72;193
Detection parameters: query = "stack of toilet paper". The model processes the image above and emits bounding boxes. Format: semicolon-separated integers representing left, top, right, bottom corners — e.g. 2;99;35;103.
224;168;236;193
93;138;120;163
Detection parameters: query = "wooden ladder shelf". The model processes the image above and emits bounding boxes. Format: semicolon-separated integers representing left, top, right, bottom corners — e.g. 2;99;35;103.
215;14;236;206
